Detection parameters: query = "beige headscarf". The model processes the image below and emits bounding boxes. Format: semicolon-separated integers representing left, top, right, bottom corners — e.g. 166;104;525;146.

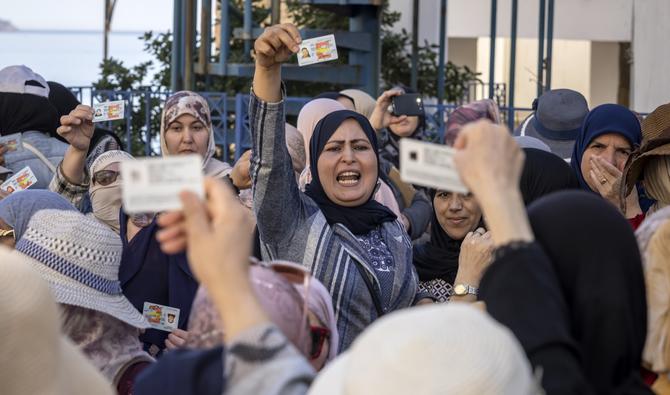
285;122;306;175
340;89;377;120
160;91;232;178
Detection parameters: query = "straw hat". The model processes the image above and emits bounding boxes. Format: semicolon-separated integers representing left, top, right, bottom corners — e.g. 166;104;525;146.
308;303;539;395
14;209;148;328
622;104;670;197
0;246;114;395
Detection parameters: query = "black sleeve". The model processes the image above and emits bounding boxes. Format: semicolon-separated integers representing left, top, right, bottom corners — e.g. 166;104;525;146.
480;242;593;395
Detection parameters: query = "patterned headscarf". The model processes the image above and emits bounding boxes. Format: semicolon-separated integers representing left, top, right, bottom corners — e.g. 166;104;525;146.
160;91;231;178
444;99;502;146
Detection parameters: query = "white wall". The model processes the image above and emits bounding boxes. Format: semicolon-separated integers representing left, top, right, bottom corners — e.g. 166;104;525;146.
590;42;620;106
632;0;670;113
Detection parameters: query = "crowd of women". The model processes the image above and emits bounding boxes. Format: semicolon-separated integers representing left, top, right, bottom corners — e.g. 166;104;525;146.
2;22;670;394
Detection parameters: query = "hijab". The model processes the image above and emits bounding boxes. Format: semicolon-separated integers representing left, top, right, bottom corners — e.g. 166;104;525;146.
412;191;469;285
527;190;649;394
47;81;123;161
305;110;397;235
340;89;377;119
297;98;347;165
570;104;642;191
285;122;306;175
160;91;231;178
60;304;153;385
444;99;502;146
519;148;579;206
0;190;76;241
89;150;134;234
0;92;58;136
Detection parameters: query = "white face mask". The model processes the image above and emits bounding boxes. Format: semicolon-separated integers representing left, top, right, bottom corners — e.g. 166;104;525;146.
90;181;122;234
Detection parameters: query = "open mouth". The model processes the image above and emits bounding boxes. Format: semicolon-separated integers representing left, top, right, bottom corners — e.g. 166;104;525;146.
336;171;361;186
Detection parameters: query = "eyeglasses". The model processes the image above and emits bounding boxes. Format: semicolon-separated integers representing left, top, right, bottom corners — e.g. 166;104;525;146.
310;325;331;359
92;170;121;186
0;229;14;239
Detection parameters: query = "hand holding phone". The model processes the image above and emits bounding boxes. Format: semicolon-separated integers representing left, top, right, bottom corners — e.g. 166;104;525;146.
392;94;424;117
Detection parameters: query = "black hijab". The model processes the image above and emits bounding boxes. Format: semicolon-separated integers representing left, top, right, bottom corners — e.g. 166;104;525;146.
304;110;396;235
519;148;579;206
47;81;123;152
528;191;649;394
0;91;59;136
412;190;482;284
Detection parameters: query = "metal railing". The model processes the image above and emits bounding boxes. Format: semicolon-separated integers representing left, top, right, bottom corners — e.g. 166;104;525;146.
68;86;531;161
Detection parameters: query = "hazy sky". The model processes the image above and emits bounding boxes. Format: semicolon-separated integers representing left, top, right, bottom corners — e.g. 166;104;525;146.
2;0;173;32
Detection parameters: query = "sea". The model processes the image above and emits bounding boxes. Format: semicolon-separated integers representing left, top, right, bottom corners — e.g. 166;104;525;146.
0;30;162;87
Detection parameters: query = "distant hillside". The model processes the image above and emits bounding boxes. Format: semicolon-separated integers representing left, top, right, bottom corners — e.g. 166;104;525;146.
0;19;18;32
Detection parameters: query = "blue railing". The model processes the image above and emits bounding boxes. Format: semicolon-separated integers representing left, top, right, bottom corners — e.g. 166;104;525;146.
68;86;530;162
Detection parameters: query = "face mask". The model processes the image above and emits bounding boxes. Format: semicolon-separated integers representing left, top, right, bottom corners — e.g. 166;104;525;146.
90;182;122;234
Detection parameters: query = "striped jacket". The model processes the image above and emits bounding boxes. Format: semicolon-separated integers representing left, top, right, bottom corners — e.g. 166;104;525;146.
250;92;421;351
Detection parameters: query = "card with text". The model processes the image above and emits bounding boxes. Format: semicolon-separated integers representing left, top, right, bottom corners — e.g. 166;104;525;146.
121;155;204;214
399;139;469;194
1;166;37;193
142;302;180;332
0;133;23;152
297;34;338;66
93;100;125;122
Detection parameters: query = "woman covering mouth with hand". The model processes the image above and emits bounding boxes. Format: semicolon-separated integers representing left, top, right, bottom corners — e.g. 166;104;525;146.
250;24;429;351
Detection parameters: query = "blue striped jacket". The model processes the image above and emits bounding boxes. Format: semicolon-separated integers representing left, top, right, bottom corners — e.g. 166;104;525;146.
249;92;421;351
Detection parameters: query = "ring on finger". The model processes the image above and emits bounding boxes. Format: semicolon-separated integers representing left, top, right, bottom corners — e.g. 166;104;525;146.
600;178;607;185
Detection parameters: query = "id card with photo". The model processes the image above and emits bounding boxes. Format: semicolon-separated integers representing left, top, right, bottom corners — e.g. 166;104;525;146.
93;100;125;122
399;139;469;194
1;166;37;193
297;34;338;66
121;155;204;214
143;302;180;332
0;133;23;152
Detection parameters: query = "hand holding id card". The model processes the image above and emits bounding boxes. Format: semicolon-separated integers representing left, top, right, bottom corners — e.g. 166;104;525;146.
297;34;338;66
93;100;125;122
1;166;37;193
399;139;469;194
121;155;204;214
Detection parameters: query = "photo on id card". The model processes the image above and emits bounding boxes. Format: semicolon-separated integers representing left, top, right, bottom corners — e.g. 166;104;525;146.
143;302;180;332
297;34;338;66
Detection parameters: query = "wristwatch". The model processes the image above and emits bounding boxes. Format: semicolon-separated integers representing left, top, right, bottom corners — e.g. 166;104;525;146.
453;283;478;297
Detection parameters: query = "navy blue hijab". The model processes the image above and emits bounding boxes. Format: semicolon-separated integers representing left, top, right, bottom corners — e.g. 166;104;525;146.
305;110;397;235
570;104;642;191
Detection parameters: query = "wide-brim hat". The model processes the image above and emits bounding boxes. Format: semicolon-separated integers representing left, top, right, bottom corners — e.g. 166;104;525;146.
516;89;589;159
622;127;670;197
0;246;114;395
14;209;148;329
641;103;670;144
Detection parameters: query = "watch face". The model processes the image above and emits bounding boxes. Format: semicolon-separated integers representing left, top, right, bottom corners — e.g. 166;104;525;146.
454;284;467;295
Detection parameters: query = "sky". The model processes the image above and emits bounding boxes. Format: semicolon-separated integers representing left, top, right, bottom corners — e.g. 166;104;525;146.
1;0;173;32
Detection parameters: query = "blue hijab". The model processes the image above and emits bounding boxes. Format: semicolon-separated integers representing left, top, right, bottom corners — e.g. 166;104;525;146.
570;104;641;191
0;190;76;240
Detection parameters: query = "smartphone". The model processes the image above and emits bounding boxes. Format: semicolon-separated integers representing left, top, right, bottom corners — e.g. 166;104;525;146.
392;94;424;116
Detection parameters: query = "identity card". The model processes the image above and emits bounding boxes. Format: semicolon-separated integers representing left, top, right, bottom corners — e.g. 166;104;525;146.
1;166;37;193
399;139;469;194
121;155;204;214
143;302;180;332
297;34;338;66
0;133;23;152
93;100;125;122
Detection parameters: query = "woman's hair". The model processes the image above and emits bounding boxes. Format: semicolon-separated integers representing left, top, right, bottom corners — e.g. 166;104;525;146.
644;156;670;213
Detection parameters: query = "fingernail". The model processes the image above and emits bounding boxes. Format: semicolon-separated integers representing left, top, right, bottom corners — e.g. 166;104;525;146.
292;45;300;52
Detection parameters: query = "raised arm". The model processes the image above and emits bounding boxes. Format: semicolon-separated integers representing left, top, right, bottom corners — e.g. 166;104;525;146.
249;25;312;245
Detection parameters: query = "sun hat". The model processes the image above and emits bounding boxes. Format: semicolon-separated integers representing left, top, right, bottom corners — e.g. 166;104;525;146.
14;209;148;328
516;89;589;158
640;103;670;144
0;65;50;98
621;129;670;198
0;246;114;395
308;303;539;395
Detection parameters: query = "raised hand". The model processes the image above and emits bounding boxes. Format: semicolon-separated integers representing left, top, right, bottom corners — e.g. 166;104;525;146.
57;104;94;152
369;88;408;131
254;23;302;70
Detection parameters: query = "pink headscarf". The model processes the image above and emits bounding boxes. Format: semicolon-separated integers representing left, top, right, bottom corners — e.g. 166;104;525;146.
444;99;502;146
285;123;306;175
